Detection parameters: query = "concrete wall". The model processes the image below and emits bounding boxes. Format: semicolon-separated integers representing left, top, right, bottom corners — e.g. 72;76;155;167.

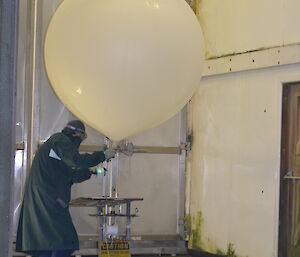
188;0;300;256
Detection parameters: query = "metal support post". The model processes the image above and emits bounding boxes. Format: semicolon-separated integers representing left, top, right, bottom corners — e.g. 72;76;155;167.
177;106;187;238
23;0;38;174
98;205;103;257
0;0;19;257
126;202;131;241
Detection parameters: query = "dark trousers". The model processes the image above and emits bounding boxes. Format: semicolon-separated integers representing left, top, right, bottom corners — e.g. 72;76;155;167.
33;250;73;257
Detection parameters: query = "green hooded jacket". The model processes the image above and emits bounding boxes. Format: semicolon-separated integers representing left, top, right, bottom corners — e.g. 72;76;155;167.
16;132;105;254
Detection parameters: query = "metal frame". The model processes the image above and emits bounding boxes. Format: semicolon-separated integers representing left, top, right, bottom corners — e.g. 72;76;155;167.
36;141;186;155
70;197;144;257
23;0;38;173
0;1;19;257
177;106;187;236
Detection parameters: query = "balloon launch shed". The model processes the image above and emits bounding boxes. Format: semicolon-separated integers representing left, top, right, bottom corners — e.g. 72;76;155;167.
2;1;300;257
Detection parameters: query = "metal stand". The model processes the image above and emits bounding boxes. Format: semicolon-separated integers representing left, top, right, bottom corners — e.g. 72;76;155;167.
70;197;143;257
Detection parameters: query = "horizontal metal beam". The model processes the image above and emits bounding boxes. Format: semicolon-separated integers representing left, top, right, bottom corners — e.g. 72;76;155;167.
79;144;106;152
36;141;184;155
19;141;183;155
82;145;183;155
133;146;181;155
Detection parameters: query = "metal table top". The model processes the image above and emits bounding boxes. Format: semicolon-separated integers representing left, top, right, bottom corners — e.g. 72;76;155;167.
70;197;144;208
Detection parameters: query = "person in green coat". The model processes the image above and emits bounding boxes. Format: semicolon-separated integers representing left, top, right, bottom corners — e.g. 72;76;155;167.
16;120;116;257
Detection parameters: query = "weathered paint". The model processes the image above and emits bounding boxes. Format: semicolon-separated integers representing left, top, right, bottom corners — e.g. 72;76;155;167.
188;211;239;256
188;211;203;249
188;0;300;256
214;243;238;257
226;243;237;257
194;0;300;58
185;214;192;239
188;63;300;257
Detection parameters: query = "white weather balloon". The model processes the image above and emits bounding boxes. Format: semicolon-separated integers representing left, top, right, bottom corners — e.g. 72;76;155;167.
45;0;204;141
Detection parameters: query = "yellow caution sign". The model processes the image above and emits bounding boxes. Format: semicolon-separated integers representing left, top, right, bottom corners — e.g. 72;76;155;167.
100;242;130;257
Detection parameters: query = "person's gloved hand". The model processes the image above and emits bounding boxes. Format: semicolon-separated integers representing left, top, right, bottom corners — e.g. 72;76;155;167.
104;148;116;161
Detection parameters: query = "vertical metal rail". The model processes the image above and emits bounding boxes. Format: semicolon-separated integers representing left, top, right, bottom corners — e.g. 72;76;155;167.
177;106;187;237
104;138;113;226
104;138;119;227
0;0;19;256
23;0;38;175
185;101;193;239
184;1;196;240
126;202;131;241
111;152;119;227
98;205;103;257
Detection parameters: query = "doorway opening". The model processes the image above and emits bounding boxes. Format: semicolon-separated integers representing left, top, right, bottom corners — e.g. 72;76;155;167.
279;82;300;257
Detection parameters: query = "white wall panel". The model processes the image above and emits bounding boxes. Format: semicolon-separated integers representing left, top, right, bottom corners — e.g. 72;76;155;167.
195;0;300;58
189;63;300;257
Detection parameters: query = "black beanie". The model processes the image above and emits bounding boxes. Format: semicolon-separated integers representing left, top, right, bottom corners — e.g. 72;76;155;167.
66;120;85;132
62;120;85;136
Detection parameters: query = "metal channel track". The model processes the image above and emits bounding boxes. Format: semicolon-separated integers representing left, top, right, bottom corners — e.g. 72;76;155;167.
15;141;186;155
